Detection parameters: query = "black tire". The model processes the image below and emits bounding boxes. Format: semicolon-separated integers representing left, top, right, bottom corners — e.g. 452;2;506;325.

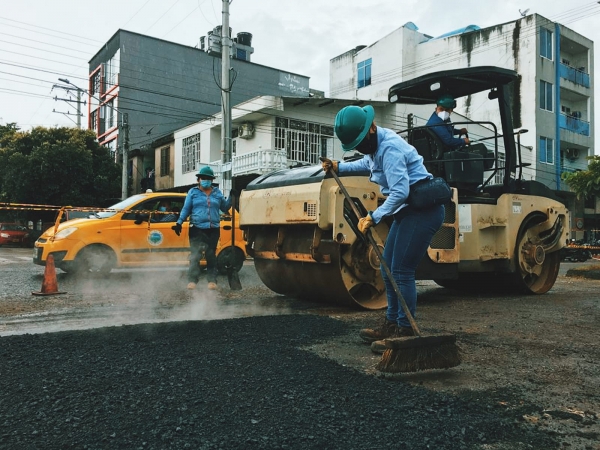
74;245;116;275
216;246;245;275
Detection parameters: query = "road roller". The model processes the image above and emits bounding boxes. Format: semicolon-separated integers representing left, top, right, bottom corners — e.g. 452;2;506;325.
239;66;569;309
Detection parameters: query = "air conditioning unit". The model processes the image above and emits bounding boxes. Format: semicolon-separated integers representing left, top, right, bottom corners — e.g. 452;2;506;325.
238;122;255;139
565;148;579;161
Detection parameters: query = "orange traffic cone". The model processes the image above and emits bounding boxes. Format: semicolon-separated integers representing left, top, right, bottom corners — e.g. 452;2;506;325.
32;254;66;296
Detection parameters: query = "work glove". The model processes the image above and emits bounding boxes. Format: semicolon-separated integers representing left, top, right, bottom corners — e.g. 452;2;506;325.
171;223;182;236
357;213;375;234
321;158;338;174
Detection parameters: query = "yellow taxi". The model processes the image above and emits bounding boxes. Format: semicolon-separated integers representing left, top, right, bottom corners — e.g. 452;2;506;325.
33;192;246;274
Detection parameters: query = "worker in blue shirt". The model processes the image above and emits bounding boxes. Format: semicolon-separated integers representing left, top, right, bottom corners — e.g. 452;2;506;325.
426;94;470;150
322;105;445;354
172;166;232;291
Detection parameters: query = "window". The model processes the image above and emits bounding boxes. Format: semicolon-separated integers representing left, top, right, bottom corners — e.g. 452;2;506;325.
274;118;334;165
91;72;101;96
160;146;170;177
539;80;553;111
105;140;117;162
104;100;115;129
357;58;372;89
181;133;201;173
540;27;553;60
90;109;98;132
104;50;120;90
539;136;554;164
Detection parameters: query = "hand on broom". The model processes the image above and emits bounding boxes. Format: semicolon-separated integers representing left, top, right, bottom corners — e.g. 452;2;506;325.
357;213;374;234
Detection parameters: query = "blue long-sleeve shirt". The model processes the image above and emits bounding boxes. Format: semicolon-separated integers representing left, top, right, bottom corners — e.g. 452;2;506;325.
338;126;432;224
177;186;232;229
426;112;465;150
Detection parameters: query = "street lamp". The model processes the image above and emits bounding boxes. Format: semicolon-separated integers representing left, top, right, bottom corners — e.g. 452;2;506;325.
58;78;130;200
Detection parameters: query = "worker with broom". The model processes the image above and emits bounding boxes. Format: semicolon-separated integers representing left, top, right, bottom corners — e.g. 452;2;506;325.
322;105;446;355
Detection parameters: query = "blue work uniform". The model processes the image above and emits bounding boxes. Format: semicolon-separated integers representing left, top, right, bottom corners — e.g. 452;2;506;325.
177;186;232;285
337;126;444;329
426;112;466;150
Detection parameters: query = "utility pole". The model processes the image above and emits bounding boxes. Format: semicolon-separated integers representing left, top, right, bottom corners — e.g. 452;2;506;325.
58;77;130;199
121;113;130;200
221;0;232;193
53;81;86;128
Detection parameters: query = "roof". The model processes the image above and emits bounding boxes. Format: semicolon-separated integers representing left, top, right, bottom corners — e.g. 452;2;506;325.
388;66;519;105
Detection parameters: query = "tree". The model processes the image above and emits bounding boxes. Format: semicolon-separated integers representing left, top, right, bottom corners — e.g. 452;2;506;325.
562;156;600;199
0;126;121;207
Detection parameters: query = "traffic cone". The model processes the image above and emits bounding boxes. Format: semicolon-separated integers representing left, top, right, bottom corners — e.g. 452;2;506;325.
32;254;66;296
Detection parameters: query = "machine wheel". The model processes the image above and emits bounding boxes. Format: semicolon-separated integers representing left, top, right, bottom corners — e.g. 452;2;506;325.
216;246;245;275
511;213;561;294
74;245;116;275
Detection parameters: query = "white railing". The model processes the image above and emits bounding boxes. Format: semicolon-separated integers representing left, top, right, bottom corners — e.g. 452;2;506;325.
232;149;288;175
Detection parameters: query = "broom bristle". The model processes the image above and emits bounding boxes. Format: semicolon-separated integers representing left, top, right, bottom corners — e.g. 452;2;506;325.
376;342;462;373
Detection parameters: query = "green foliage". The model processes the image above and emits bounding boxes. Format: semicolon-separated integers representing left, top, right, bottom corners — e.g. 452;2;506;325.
562;156;600;199
0;126;121;206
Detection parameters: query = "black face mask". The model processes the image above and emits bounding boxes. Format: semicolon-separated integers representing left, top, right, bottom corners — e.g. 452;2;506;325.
354;130;378;155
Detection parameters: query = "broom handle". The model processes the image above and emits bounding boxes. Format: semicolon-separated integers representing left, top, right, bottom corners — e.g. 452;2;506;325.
327;166;422;336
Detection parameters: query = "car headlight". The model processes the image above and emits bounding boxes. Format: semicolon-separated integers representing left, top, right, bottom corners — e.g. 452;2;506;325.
0;233;8;238
54;227;78;240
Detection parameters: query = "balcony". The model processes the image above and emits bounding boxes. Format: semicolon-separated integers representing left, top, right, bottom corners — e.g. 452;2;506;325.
559;113;589;136
559;63;590;88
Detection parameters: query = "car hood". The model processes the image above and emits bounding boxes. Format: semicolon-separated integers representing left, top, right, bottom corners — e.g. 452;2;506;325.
40;217;99;238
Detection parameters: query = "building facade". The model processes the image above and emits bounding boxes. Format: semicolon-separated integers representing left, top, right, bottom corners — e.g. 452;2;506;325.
169;96;396;191
87;29;310;195
329;15;594;239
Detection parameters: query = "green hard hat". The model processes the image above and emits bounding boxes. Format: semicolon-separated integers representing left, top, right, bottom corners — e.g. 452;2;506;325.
196;166;215;179
334;105;375;151
436;94;457;109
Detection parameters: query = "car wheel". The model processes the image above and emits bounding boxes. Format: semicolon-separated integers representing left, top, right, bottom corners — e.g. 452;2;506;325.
74;245;116;274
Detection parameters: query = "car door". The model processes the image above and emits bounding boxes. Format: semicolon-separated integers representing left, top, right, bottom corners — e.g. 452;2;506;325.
147;196;190;265
120;198;156;264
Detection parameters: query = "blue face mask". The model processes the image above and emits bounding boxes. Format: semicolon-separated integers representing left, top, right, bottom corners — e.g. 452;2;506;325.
200;180;212;188
158;206;167;212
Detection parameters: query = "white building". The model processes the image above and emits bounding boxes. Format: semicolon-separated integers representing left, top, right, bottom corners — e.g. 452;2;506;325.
172;96;400;191
329;15;594;194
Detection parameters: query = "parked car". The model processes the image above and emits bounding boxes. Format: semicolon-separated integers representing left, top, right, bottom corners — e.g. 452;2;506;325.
0;223;31;247
33;192;246;274
560;246;592;262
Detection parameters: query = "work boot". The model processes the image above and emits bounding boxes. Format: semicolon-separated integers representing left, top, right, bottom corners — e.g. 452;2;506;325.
187;282;197;290
359;319;398;344
207;282;217;290
370;326;415;354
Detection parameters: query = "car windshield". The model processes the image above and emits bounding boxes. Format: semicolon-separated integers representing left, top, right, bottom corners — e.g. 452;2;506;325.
1;224;23;231
96;195;146;219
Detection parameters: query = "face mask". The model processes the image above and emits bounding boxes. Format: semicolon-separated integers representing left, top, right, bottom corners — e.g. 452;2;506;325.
437;111;450;121
200;180;212;188
355;130;378;155
158;206;167;212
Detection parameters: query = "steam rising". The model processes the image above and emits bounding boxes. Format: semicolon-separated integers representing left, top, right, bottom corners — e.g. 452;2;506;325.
1;265;290;337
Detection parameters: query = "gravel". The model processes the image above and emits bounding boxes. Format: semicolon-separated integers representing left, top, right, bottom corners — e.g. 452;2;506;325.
2;315;557;450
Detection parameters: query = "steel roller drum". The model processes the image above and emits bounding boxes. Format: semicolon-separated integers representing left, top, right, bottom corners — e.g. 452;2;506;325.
240;166;387;310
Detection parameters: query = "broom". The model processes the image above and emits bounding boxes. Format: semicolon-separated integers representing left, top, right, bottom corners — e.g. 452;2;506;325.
325;161;461;373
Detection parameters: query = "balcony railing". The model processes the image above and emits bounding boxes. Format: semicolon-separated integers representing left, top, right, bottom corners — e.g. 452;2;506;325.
559;113;590;136
559;63;590;88
232;149;288;176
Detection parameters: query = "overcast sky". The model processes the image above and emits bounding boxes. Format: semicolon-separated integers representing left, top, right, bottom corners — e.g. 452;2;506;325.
1;0;599;147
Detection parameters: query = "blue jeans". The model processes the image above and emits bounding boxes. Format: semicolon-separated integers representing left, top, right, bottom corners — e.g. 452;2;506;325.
382;204;445;328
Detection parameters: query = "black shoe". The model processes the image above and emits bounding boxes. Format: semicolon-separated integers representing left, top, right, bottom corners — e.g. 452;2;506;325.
359;319;398;344
397;326;415;337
